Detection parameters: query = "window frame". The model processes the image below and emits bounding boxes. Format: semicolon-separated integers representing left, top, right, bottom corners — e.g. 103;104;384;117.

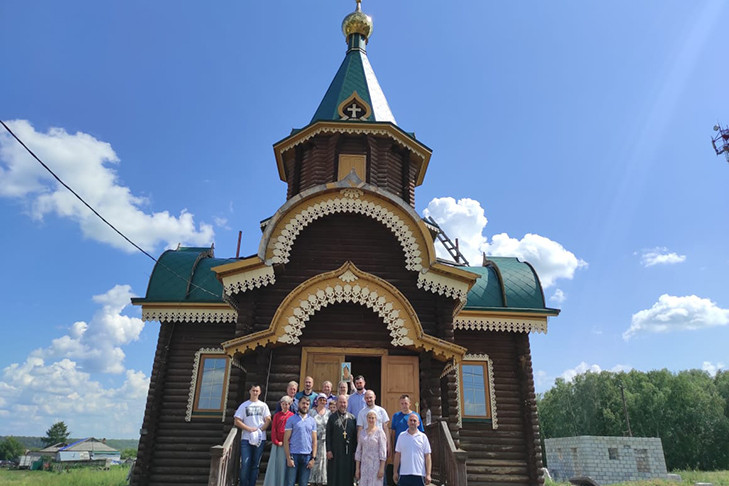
458;354;496;426
459;361;491;420
186;348;230;421
338;154;367;182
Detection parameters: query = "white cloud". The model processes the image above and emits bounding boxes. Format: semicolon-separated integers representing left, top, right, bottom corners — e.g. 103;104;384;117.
560;362;633;382
624;294;729;340
213;216;231;230
701;361;726;377
561;362;603;382
535;370;550;390
0;358;148;438
639;247;686;267
550;289;566;304
0;285;150;437
424;197;586;288
0;120;214;252
32;285;144;374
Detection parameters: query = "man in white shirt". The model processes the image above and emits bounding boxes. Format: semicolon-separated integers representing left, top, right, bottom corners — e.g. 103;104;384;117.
393;413;431;486
356;390;390;452
234;384;271;486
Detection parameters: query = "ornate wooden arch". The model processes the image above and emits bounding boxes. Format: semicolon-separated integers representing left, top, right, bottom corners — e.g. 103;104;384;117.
258;179;437;272
221;261;466;362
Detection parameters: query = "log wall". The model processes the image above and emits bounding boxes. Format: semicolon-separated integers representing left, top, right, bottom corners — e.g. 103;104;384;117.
233;212;459;338
455;330;544;486
130;323;237;486
284;133;417;207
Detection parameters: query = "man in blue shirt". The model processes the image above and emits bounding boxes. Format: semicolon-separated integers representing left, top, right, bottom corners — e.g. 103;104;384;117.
347;375;367;418
284;396;318;486
390;394;424;452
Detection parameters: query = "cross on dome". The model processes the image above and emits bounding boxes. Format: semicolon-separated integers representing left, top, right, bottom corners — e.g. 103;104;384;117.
346;103;362;119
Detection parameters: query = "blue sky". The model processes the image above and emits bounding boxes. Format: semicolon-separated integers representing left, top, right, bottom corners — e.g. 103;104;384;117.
1;1;728;439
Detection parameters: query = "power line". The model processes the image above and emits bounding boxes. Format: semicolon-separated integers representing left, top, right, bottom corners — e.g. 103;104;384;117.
0;119;222;300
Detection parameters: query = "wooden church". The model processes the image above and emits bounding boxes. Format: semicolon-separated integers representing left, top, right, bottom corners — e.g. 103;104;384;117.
130;2;559;485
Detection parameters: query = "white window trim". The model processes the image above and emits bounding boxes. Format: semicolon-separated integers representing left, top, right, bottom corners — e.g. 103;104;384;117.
186;348;230;422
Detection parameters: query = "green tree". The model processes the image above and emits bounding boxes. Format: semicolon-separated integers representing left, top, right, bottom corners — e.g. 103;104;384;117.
715;370;729;418
538;368;729;470
0;436;25;460
121;447;137;460
41;421;70;447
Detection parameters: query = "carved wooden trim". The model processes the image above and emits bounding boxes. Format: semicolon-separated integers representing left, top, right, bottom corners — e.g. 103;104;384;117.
454;315;548;334
222;261;466;362
142;306;237;324
276;124;426;162
417;271;469;303
222;265;276;295
267;189;424;271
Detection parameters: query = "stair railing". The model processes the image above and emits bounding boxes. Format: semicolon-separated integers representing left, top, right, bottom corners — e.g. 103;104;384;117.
425;419;468;486
208;426;240;486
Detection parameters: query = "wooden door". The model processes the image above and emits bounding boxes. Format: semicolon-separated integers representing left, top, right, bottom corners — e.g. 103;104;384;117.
301;347;387;393
302;352;343;392
381;355;420;420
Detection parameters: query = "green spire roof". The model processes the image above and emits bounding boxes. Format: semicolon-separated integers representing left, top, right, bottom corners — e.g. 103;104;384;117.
311;11;396;125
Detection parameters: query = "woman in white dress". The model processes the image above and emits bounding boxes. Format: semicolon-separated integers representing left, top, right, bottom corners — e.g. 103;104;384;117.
355;410;387;486
309;393;331;486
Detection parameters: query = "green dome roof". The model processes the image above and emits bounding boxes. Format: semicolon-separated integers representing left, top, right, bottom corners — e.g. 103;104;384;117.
133;247;234;304
461;257;558;314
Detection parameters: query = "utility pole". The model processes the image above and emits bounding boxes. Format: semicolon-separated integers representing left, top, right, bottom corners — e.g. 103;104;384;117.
619;381;633;437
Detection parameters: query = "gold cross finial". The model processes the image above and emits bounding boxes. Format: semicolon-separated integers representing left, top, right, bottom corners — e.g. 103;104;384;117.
355;0;362;12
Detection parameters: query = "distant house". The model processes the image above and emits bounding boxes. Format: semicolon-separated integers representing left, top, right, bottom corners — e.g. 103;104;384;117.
30;438;121;463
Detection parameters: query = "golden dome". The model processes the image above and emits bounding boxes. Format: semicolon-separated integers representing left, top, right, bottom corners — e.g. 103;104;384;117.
342;0;373;42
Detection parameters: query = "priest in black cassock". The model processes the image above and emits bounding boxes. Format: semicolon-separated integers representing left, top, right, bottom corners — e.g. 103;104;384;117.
326;394;358;486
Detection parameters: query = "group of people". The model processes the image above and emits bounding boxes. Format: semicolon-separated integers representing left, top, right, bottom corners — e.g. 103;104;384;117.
233;375;432;486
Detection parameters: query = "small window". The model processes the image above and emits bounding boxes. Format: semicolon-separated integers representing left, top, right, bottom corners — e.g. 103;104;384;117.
338;154;367;181
460;362;491;419
608;447;619;460
196;356;228;410
635;448;650;473
187;351;230;420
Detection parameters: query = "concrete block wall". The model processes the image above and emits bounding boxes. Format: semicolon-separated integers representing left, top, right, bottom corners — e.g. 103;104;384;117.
544;436;667;485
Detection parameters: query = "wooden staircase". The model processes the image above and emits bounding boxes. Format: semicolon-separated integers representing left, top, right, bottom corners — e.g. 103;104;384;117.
425;420;468;486
459;428;531;485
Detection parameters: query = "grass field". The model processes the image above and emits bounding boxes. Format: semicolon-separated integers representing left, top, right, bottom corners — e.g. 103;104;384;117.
546;470;729;486
1;467;726;486
0;466;129;486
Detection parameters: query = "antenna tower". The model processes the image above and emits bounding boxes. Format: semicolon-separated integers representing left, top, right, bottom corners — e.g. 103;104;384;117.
712;123;729;163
